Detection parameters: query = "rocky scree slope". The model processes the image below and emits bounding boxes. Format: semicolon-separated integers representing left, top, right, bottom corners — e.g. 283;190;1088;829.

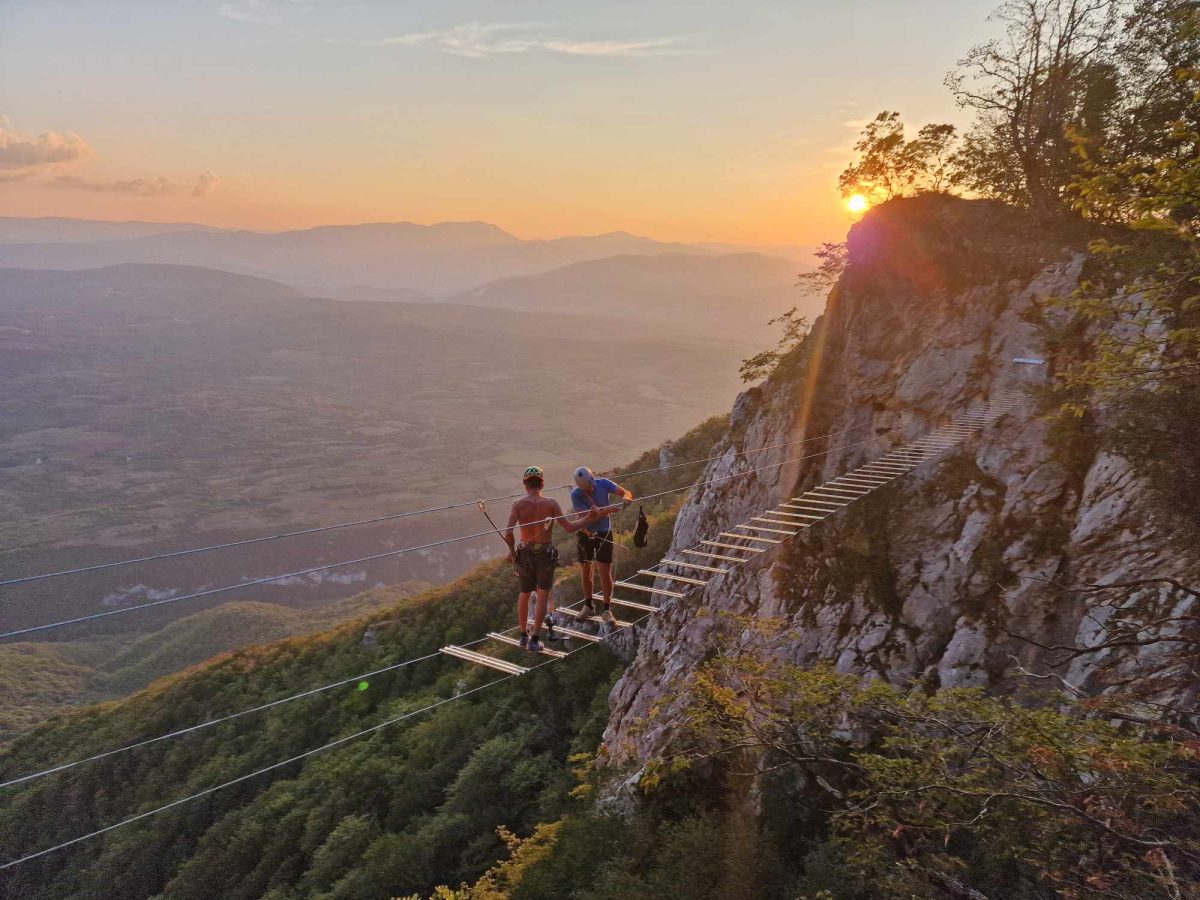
603;195;1200;766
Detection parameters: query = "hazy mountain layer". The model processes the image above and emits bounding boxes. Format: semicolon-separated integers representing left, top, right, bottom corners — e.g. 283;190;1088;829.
456;252;817;343
0;217;808;294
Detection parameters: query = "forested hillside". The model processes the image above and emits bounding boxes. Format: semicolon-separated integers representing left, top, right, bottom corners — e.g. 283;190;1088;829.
0;418;725;898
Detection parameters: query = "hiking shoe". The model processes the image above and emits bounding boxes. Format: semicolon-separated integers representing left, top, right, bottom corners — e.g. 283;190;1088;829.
600;606;615;625
518;632;529;650
575;601;596;622
546;621;562;642
528;637;544;654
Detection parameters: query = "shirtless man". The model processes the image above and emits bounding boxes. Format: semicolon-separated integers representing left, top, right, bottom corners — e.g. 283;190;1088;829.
504;466;618;653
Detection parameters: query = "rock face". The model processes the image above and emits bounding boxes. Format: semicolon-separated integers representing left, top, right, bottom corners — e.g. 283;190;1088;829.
603;196;1199;766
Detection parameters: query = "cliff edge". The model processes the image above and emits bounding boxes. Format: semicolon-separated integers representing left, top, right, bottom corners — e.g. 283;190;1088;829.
604;195;1198;765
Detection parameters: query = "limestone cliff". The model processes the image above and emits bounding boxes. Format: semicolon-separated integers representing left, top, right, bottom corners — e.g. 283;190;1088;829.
603;195;1199;765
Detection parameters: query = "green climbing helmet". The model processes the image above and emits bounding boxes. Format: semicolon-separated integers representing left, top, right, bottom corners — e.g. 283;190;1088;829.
522;465;544;480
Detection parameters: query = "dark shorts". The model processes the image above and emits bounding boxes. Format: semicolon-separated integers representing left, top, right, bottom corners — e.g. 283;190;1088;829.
577;530;614;565
516;543;558;593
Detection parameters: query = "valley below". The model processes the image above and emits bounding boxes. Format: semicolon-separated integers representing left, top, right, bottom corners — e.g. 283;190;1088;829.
0;257;783;735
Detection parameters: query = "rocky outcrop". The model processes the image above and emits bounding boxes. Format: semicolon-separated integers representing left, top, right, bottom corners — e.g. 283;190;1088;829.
603;196;1199;766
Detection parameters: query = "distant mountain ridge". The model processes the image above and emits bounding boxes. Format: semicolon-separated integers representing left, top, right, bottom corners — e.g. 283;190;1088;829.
0;216;809;294
0;217;226;244
456;251;816;339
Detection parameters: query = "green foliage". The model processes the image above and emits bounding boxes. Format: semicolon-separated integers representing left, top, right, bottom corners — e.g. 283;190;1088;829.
1061;67;1200;401
795;241;848;298
739;308;811;383
646;617;1200;899
935;0;1198;219
946;0;1124;217
0;644;101;738
1047;57;1200;528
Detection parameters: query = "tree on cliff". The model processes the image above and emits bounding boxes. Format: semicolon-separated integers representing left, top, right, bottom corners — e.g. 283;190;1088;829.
947;0;1124;217
943;0;1199;220
838;113;959;203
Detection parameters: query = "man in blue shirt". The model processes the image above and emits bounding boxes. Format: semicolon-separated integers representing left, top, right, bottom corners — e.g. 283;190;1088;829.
570;466;633;624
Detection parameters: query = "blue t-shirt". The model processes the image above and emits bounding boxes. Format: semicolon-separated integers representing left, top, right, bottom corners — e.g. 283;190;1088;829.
570;477;621;533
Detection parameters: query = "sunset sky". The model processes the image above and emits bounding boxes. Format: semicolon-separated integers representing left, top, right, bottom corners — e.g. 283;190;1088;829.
1;0;996;245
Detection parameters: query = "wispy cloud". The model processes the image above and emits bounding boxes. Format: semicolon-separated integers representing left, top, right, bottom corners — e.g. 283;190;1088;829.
193;170;220;196
219;0;318;26
337;21;694;59
0;115;218;198
0;121;92;172
51;171;220;197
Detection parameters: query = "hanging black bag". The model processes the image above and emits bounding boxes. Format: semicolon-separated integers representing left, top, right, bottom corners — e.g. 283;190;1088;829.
633;505;649;548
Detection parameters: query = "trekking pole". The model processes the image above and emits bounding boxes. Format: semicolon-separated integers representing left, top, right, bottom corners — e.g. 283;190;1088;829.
477;501;517;571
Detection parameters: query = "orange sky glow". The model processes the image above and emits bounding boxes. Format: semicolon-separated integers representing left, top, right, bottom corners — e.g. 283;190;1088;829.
0;1;996;246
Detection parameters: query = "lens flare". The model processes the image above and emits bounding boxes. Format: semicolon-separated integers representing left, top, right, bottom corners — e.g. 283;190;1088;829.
847;194;870;214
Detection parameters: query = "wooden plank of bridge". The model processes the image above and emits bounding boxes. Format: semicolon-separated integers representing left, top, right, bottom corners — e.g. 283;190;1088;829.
736;522;799;536
610;595;660;613
585;614;635;628
700;540;765;553
753;513;809;525
615;581;686;599
487;632;567;658
718;531;781;544
441;645;529;675
662;559;727;574
684;548;749;562
554;625;602;642
639;568;708;586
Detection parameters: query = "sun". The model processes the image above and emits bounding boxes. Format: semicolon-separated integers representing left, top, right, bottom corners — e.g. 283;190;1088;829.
846;193;870;214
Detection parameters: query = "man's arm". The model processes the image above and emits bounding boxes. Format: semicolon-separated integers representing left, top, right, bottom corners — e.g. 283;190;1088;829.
553;500;615;534
606;479;634;505
566;492;596;527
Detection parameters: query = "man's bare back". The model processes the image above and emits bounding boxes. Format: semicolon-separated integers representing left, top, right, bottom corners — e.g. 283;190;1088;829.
511;494;568;543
